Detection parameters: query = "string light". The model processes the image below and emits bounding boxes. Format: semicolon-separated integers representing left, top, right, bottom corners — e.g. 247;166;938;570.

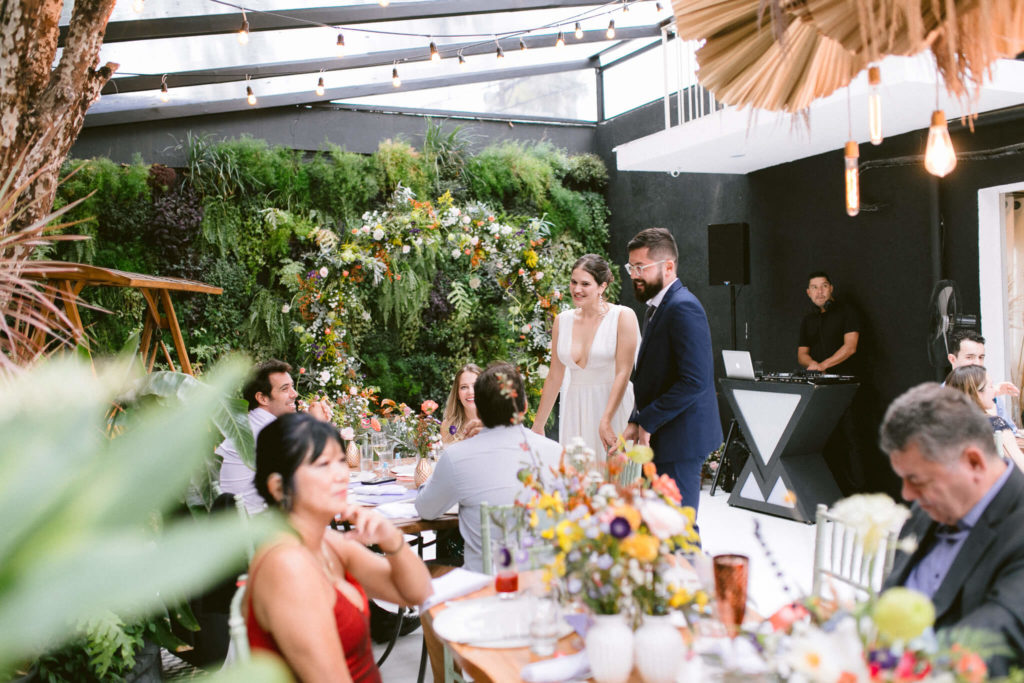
607;20;616;39
844;140;860;217
867;65;883;145
246;85;256;105
656;2;663;11
496;42;505;59
159;75;169;102
457;50;466;67
519;37;528;51
132;0;144;13
392;66;401;87
429;40;440;62
379;0;389;6
622;0;629;12
237;10;249;45
574;22;583;39
925;110;957;177
315;76;325;96
555;31;565;48
336;33;345;57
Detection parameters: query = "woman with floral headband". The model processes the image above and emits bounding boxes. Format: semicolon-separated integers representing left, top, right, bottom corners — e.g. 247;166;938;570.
440;363;483;445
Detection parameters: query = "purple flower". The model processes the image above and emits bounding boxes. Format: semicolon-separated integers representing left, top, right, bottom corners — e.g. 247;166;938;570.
596;554;614;571
567;577;582;594
449;425;457;435
497;546;512;568
609;516;632;539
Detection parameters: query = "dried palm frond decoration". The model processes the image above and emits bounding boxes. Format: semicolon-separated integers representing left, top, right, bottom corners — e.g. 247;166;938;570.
0;150;91;374
672;0;1024;112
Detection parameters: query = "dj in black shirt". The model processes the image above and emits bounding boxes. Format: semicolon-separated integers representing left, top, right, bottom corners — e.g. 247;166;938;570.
798;272;860;376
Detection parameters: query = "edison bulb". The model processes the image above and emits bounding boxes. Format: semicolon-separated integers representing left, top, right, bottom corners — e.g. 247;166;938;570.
844;140;860;217
868;66;883;146
924;110;957;177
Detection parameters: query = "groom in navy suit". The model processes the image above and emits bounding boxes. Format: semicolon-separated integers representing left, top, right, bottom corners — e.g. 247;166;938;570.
622;228;721;515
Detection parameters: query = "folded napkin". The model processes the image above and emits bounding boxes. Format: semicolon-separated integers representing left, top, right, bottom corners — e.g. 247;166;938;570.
350;484;407;495
421;568;493;610
376;501;420;519
353;490;417;506
521;651;591;683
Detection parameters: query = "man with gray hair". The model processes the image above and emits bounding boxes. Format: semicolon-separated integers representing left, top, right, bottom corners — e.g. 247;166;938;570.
881;383;1024;674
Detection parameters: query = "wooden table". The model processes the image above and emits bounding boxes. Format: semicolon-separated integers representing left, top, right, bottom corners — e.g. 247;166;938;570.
423;571;656;683
22;261;222;376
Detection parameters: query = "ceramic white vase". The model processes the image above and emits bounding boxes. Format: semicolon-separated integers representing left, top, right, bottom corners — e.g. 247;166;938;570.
585;613;635;683
633;614;685;683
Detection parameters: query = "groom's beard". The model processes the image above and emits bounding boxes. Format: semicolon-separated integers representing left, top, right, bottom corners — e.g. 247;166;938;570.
632;275;663;302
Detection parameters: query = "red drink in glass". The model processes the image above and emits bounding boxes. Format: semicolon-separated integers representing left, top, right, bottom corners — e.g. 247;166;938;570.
495;570;518;597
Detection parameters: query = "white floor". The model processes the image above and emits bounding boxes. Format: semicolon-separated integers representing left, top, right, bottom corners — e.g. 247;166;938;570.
373;486;818;682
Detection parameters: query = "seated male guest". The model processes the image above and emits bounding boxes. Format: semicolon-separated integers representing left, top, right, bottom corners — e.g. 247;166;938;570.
880;383;1024;674
415;361;562;572
216;359;332;514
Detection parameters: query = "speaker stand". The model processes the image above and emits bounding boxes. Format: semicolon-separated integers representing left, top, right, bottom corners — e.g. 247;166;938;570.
724;281;738;349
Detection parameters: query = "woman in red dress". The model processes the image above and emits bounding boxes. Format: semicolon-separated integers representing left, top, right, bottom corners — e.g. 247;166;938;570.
246;413;433;681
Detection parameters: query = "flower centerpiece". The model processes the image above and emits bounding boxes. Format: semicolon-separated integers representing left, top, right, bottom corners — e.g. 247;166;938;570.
519;439;708;621
379;397;442;459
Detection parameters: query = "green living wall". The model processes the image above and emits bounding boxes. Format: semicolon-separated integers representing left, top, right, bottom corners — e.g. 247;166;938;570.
50;124;612;417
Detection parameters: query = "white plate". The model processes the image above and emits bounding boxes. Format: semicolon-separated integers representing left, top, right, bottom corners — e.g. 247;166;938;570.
431;595;573;649
391;464;416;477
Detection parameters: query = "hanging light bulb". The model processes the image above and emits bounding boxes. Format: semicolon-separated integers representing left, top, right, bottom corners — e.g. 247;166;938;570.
496;44;505;59
237;12;250;45
159;75;169;103
315;76;325;96
392;67;401;87
867;66;883;146
519;37;528;51
429;41;440;62
457;51;466;67
924;110;957;177
246;85;256;105
574;22;583;39
606;20;616;39
132;0;144;13
336;33;345;57
379;0;389;6
555;31;565;48
656;2;664;11
844;140;860;217
622;0;629;12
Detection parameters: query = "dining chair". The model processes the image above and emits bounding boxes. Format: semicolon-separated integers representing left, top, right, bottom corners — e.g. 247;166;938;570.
479;501;524;575
812;503;898;601
225;574;250;665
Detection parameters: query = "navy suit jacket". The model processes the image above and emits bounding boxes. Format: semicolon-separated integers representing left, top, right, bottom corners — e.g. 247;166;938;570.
631;279;721;467
884;465;1024;675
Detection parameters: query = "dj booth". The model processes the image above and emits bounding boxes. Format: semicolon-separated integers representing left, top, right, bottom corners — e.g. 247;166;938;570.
719;375;859;522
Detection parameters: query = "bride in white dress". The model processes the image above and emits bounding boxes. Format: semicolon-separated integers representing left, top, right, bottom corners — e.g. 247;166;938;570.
532;254;640;458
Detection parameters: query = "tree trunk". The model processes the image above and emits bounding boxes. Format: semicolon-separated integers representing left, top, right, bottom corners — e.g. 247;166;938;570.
0;0;118;237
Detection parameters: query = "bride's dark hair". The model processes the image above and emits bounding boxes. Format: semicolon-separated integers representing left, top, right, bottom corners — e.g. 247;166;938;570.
572;254;613;286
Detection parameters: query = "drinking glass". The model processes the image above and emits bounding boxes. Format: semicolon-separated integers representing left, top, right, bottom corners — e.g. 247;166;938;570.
370;431;390;476
359;439;375;479
529;596;561;657
492;540;519;600
713;554;749;637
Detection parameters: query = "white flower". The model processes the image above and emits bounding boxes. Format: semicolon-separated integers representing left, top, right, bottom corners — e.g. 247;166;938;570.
349;386;358;395
468;276;481;290
340;427;355;441
470;236;479;246
361;226;371;233
461;215;471;225
537;364;549;379
281;304;291;314
319;266;329;278
318;370;331;385
402;244;410;254
521;324;532;333
829;493;910;556
452;208;461;216
640;500;687;539
534;271;544;281
362;311;371;321
372;228;385;241
451;248;461;259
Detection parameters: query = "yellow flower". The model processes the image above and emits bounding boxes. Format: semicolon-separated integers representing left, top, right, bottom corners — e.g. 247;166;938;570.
695;591;709;608
620;533;659;562
524;249;539;268
669;588;692;608
555;519;584;552
529;511;539;528
613;505;642;531
541;528;554;540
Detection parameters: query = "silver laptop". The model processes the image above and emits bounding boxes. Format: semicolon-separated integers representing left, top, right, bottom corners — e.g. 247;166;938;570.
722;350;757;380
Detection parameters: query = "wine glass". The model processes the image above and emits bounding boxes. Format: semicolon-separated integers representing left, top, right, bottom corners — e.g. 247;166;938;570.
713;554;749;637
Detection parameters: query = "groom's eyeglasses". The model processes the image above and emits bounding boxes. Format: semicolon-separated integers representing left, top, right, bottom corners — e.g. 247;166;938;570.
623;260;666;277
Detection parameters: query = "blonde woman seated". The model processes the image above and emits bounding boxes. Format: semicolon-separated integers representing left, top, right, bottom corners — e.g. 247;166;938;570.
946;365;1024;470
246;413;432;682
440;363;483;445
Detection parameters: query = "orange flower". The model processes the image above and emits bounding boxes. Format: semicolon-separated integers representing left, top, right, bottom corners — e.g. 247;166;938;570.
620;533;659;563
612;504;642;530
370;417;382;432
954;652;986;683
652;474;682;504
642;462;658;480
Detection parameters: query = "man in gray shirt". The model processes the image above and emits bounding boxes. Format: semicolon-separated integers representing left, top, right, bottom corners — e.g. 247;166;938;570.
881;383;1024;675
415;361;562;572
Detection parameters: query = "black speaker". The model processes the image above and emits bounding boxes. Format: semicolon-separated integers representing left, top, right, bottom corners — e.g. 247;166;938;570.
708;223;750;286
